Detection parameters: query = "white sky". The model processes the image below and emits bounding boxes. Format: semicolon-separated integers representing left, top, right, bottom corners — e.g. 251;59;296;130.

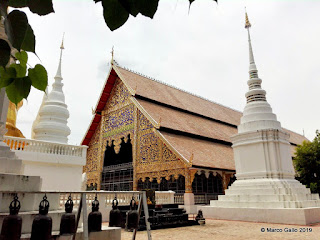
16;0;320;145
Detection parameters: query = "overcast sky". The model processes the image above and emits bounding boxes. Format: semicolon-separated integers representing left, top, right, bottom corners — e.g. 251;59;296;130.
16;0;320;145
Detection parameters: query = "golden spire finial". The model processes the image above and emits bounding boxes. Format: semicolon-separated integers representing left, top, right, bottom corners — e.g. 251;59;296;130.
111;46;114;65
60;32;65;50
245;8;251;29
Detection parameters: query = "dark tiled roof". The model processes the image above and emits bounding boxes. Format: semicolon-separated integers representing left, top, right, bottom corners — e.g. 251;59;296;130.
82;65;308;170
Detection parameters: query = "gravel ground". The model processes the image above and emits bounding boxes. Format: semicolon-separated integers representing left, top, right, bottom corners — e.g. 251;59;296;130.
120;219;320;240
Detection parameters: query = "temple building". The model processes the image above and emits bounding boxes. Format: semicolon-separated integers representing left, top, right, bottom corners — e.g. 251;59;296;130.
82;58;307;201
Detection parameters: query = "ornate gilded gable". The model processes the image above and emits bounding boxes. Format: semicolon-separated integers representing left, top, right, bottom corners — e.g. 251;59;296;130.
103;105;134;136
104;78;131;113
136;109;186;178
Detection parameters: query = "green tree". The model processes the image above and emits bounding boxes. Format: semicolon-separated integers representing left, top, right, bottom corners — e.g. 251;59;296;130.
0;0;217;105
294;130;320;194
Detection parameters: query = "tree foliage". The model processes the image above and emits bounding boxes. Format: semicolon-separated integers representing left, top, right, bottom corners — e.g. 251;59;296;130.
0;0;51;104
0;0;217;104
294;131;320;194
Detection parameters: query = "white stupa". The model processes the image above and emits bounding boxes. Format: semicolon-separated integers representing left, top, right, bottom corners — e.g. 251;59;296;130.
202;12;320;225
32;38;71;143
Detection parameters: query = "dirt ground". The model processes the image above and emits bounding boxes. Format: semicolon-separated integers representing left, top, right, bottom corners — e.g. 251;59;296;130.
120;219;320;240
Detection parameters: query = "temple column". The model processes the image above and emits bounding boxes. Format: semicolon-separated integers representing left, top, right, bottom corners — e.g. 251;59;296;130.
184;168;197;207
222;171;232;193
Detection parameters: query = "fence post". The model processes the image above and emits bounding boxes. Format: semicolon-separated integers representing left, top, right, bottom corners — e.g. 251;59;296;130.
82;193;89;240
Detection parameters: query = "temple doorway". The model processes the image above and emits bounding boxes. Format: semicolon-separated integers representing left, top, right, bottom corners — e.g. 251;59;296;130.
101;134;133;191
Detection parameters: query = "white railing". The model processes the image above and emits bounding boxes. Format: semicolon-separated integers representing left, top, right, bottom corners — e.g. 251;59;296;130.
174;193;184;204
59;190;175;209
3;136;87;157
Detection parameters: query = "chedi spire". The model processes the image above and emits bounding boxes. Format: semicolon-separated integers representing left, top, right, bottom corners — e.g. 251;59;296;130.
32;36;70;144
238;11;281;133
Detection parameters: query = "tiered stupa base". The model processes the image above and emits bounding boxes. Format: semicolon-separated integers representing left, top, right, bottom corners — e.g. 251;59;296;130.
0;143;64;234
201;178;320;225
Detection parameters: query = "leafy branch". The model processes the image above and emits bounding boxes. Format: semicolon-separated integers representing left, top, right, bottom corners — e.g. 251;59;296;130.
0;0;217;104
0;0;53;104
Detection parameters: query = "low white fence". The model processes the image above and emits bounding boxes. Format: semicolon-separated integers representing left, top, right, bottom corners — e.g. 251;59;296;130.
3;136;87;157
59;190;175;209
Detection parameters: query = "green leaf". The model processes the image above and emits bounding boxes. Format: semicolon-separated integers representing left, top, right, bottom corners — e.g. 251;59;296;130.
10;63;26;78
28;0;54;16
8;0;28;8
102;0;129;31
0;39;11;67
15;51;28;66
135;0;159;18
6;76;31;104
28;64;48;91
0;67;16;88
21;24;36;53
119;0;139;17
4;10;28;51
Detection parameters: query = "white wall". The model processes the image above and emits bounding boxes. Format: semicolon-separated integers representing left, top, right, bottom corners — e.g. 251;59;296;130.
13;147;86;191
22;162;83;191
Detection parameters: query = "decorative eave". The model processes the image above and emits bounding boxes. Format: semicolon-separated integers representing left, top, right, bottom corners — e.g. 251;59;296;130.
153;128;192;168
129;96;159;128
113;64;136;96
81;66;117;145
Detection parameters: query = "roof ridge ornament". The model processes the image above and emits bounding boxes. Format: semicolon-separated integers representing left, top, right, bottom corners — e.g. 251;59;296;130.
111;46;114;65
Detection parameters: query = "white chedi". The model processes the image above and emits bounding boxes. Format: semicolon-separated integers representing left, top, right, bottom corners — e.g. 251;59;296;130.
204;13;320;225
32;40;70;144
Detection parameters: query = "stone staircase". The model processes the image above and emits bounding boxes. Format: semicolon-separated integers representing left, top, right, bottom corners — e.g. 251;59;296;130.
210;178;320;209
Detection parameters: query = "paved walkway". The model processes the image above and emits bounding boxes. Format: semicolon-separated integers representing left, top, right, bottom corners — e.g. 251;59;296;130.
121;219;320;240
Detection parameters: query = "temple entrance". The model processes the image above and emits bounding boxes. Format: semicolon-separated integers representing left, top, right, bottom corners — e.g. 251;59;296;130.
101;134;133;191
192;172;224;204
137;175;185;193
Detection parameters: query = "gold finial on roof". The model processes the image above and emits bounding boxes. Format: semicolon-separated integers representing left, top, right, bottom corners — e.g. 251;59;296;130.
60;33;65;50
111;46;114;65
245;8;251;29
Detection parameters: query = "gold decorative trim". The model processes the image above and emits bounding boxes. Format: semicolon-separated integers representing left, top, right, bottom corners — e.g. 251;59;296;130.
113;65;136;96
153;129;191;167
129;96;159;128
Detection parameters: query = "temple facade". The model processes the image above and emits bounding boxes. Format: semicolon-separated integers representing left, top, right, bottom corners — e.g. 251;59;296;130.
82;62;307;202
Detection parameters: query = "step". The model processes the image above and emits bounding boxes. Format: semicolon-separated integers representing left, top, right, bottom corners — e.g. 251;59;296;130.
225;187;311;195
228;182;304;190
210;200;320;209
0;173;41;191
0;157;24;175
219;193;319;202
